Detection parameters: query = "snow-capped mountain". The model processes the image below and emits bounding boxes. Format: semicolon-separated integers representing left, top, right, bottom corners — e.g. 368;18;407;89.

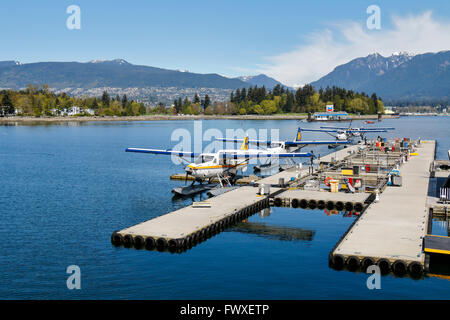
88;58;131;65
236;74;290;89
311;51;450;102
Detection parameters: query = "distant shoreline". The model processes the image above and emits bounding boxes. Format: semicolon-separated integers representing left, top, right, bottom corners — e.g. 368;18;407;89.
0;114;399;122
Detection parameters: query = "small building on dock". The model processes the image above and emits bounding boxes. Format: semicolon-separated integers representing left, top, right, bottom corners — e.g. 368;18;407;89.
312;112;348;121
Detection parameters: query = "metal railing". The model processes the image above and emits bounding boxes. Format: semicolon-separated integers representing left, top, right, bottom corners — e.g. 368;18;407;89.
440;188;450;203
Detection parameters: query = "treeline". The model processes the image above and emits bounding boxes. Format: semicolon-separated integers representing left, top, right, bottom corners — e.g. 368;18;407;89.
152;84;384;116
1;84;385;117
229;84;384;115
386;98;450;108
0;85;147;116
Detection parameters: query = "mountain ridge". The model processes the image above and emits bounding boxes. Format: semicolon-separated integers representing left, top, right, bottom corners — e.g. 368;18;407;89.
0;59;289;90
310;50;450;103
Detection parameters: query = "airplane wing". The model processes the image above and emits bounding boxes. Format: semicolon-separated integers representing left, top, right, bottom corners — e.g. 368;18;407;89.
299;128;339;133
347;129;387;133
360;127;395;130
284;140;351;146
219;151;313;159
125;148;201;158
321;126;395;131
215;138;350;146
215;138;282;146
320;126;348;130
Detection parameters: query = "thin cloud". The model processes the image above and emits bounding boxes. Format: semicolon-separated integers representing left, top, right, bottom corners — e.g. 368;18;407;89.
259;11;450;87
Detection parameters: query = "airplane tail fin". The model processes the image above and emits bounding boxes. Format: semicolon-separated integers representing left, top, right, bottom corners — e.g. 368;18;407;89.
295;128;302;142
240;136;249;150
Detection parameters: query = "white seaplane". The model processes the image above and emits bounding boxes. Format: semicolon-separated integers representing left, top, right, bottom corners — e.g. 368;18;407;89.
299;125;391;141
320;124;395;137
125;136;314;195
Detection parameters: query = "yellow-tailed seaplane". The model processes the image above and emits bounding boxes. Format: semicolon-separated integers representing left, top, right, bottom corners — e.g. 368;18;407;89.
125;136;313;195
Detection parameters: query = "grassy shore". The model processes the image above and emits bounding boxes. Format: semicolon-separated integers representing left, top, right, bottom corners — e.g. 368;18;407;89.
0;114;395;122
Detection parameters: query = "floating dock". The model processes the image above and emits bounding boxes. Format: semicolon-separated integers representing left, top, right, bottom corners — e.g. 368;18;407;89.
111;186;274;252
272;189;370;212
329;141;436;276
112;138;446;276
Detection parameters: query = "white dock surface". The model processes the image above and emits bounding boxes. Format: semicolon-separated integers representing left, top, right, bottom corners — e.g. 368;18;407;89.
119;186;271;239
333;141;435;263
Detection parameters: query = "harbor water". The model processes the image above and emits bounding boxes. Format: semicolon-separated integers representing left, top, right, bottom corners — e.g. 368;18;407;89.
0;116;449;299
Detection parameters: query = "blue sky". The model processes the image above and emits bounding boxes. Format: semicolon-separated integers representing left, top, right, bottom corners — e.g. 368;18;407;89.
1;1;449;85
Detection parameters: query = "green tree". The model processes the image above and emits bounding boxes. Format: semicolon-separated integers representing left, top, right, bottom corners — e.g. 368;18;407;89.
139;103;146;115
102;91;110;107
122;94;128;108
193;94;200;104
1;91;14;114
203;94;211;108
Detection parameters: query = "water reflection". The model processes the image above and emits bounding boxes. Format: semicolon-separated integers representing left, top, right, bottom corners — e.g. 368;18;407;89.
228;221;315;242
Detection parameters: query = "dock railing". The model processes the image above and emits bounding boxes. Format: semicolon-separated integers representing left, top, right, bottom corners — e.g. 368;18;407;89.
440;188;450;203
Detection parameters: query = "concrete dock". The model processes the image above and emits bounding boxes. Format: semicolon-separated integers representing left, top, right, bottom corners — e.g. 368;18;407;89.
111;145;362;252
111;186;272;252
330;141;436;275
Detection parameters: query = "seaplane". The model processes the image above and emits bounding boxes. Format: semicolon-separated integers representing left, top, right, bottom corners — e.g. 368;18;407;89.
299;124;392;141
214;128;351;170
320;124;395;135
125;136;314;195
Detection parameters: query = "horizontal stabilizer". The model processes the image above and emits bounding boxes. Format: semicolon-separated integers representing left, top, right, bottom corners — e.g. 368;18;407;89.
285;140;351;146
215;138;281;146
218;152;312;159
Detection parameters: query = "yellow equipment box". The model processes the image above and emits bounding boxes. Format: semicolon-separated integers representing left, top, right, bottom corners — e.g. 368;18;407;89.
341;169;353;175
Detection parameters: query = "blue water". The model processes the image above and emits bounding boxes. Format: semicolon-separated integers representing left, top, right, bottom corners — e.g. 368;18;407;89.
0;117;449;299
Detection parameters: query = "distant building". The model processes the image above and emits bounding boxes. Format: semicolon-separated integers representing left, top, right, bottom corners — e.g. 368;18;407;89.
313;112;348;121
67;106;81;116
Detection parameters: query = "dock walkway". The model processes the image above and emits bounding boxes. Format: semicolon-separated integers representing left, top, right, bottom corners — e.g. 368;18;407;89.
330;141;436;274
112;186;273;251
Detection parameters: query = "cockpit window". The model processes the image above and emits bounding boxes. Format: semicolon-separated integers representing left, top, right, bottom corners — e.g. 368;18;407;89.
195;155;214;164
